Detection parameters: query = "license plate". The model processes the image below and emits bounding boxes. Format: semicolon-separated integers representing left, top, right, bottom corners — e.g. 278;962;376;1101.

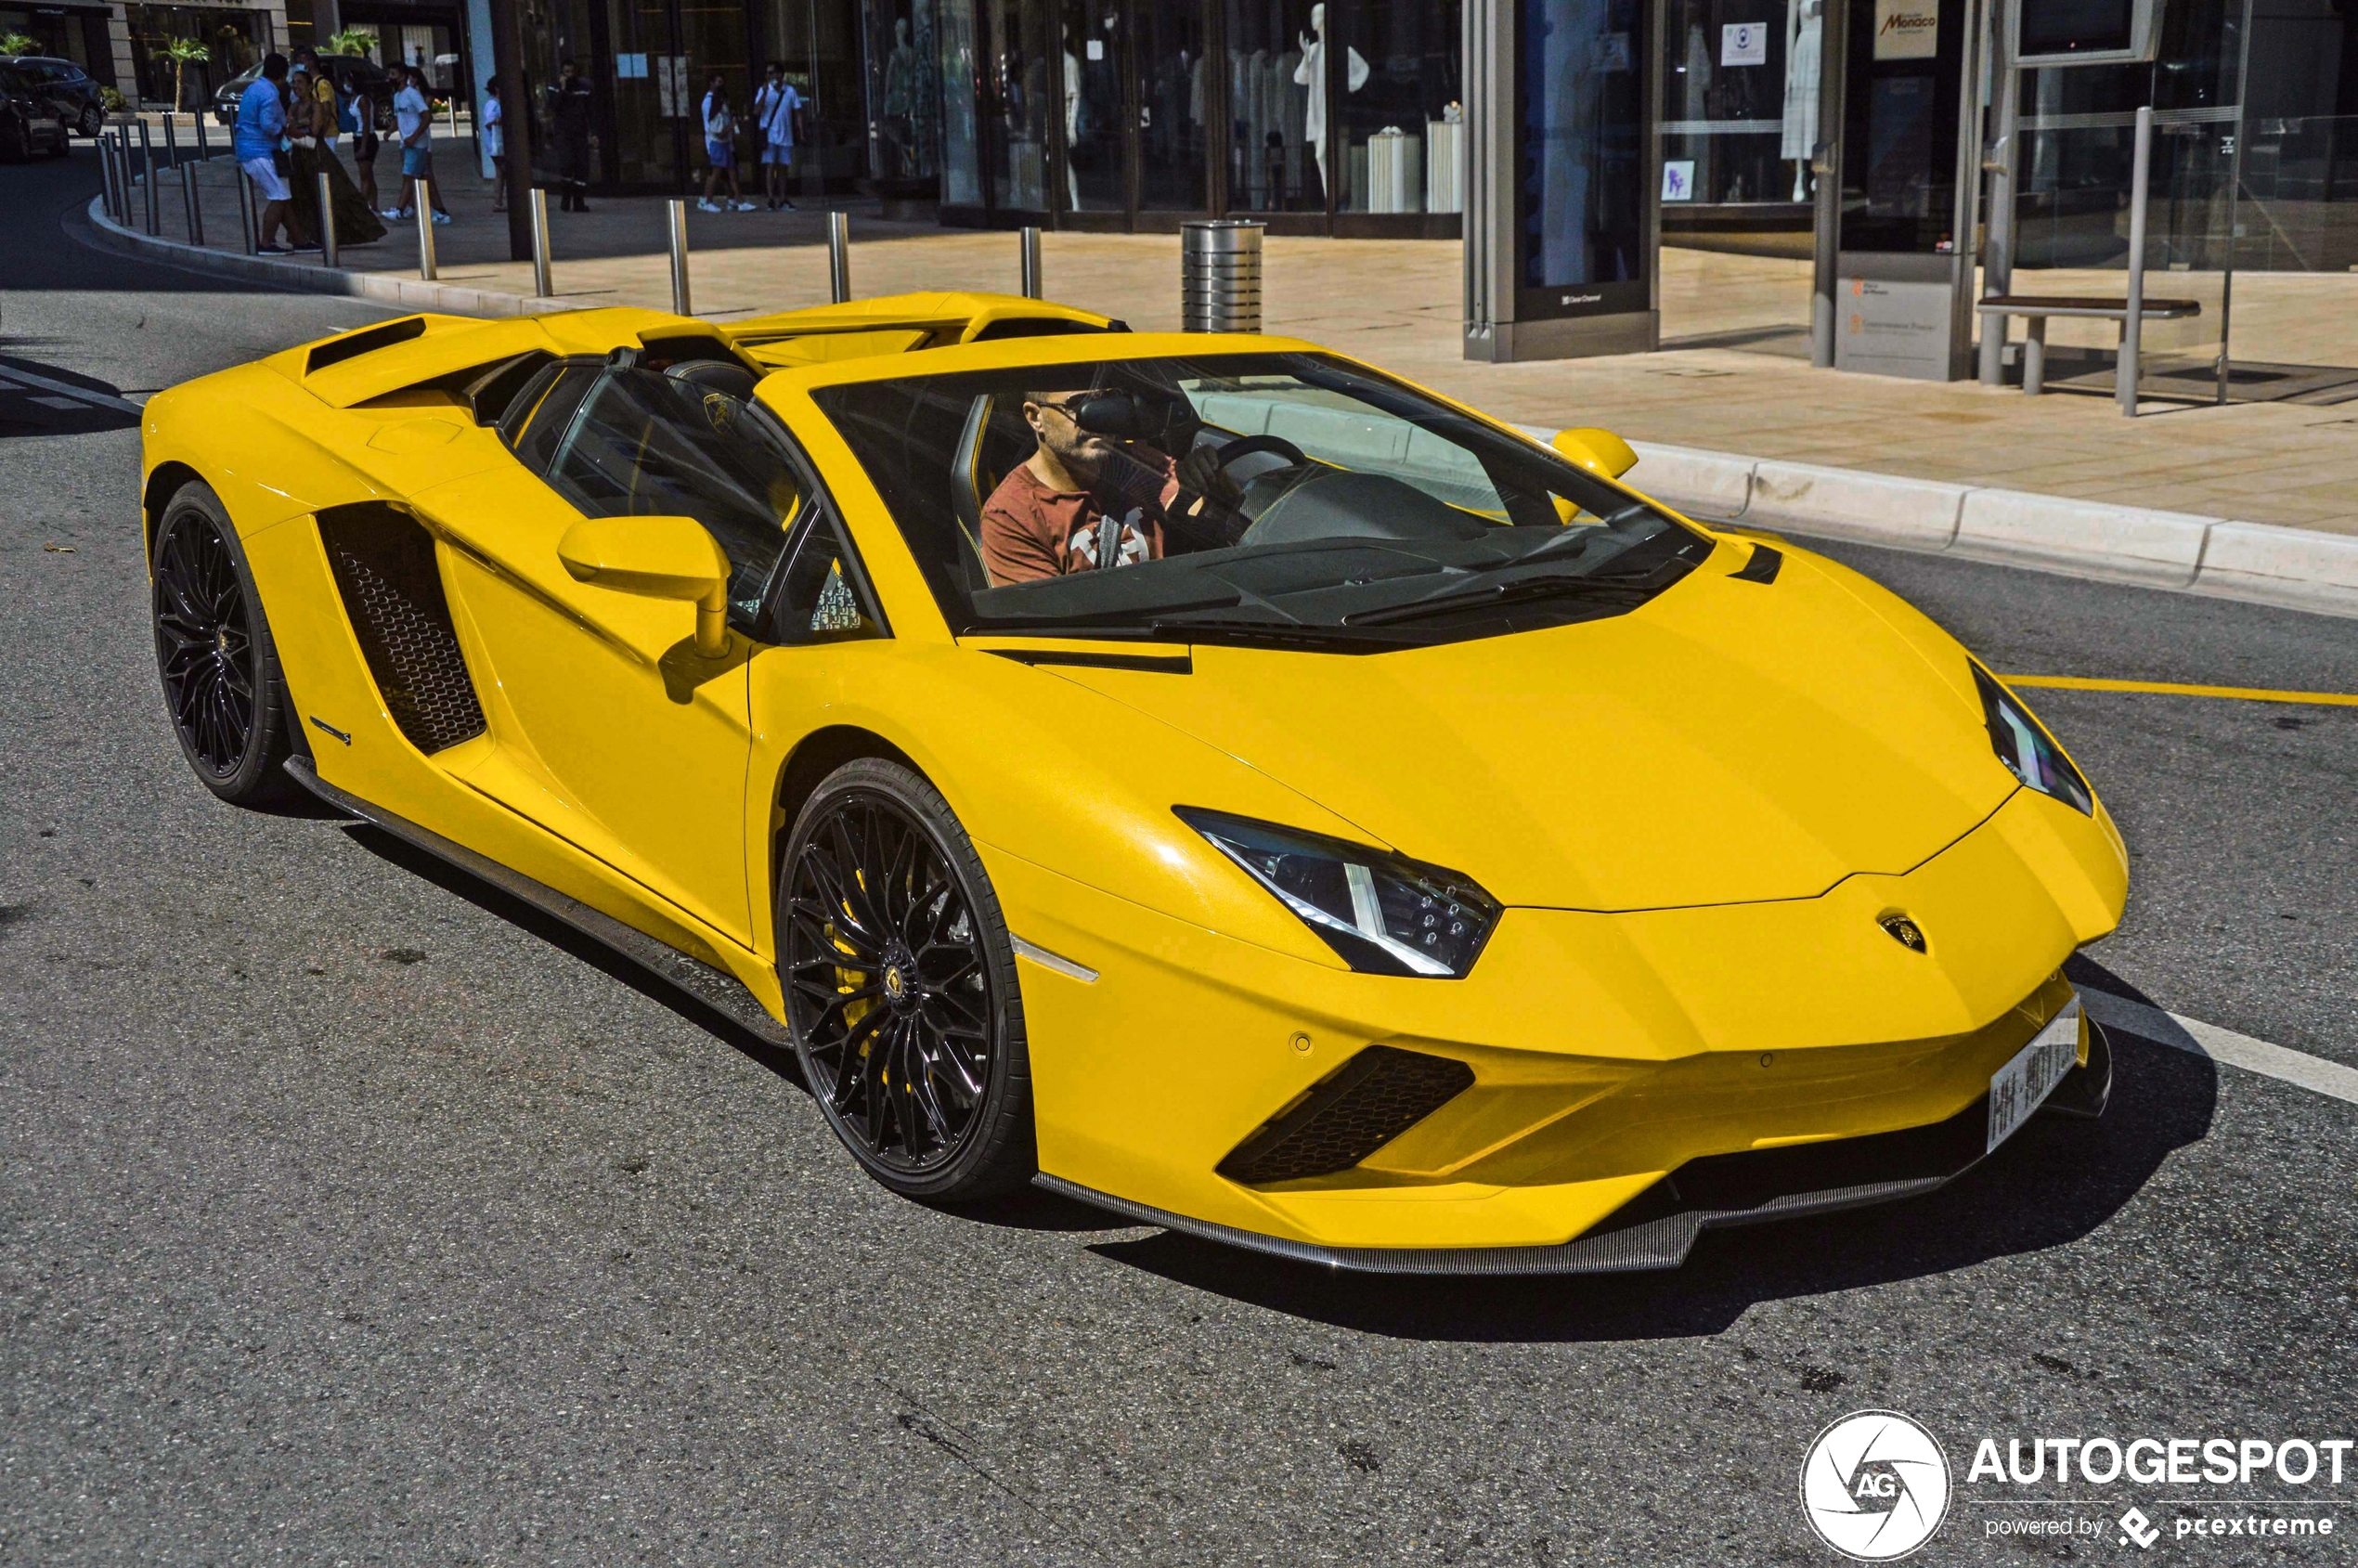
1987;997;2081;1155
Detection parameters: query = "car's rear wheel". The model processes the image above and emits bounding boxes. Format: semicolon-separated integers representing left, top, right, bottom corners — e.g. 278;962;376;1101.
150;481;296;805
777;758;1034;1202
0;121;26;164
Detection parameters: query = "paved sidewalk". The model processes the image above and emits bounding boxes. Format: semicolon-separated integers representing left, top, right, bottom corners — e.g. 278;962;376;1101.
116;150;2358;537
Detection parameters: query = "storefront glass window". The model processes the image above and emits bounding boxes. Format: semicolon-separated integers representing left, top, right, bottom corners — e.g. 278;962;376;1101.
939;0;981;202
1135;0;1207;210
1222;0;1316;212
1658;0;1818;209
123;4;264;110
865;0;940;183
1520;0;1646;287
978;0;1045;209
1055;0;1121;210
1334;0;1460;214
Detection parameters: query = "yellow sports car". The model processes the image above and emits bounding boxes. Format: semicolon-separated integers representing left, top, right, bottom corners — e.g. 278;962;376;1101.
141;293;2125;1273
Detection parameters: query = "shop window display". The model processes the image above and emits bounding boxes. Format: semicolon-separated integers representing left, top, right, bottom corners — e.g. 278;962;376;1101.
1333;0;1460;214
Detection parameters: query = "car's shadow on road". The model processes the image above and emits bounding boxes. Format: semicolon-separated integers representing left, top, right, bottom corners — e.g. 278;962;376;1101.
342;821;809;1093
1079;958;2215;1342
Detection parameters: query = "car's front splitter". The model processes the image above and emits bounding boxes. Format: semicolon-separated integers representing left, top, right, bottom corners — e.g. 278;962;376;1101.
1038;1022;2113;1276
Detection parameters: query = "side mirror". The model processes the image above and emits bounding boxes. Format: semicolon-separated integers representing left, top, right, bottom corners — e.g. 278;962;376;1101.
557;514;732;657
1550;427;1639;482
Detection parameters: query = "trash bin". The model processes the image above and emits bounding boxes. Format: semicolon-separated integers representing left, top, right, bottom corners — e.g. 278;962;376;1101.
1181;219;1263;333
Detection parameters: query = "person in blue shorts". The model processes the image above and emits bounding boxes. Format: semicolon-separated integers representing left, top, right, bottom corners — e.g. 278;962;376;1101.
382;64;450;224
752;61;801;211
698;74;756;212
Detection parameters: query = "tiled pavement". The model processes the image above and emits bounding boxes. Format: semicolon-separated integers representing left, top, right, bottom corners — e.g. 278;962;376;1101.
117;147;2358;536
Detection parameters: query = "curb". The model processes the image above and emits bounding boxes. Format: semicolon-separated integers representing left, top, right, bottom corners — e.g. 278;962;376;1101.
84;191;578;320
1515;427;2357;621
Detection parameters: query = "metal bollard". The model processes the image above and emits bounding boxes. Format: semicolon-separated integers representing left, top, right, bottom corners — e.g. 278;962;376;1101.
162;111;179;169
138;121;160;235
529;187;552;296
1018;226;1042;298
2118;106;2153;418
1180;219;1263;332
667;198;692;316
235;154;257;253
181;162;205;246
99;130;121;219
194;114;209;162
316;170;337;266
827;210;850;304
414;200;437;280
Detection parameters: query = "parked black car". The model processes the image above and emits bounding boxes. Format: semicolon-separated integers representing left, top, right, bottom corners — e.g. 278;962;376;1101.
0;55;99;138
213;53;397;128
0;62;71;159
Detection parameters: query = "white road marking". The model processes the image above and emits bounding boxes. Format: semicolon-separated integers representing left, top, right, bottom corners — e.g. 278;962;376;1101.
2080;987;2358;1108
0;366;144;415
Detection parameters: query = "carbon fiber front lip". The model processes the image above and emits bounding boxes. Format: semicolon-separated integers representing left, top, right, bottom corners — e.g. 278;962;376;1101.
1037;1023;2114;1276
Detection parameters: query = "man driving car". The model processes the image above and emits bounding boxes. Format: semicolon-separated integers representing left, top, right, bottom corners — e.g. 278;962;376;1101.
980;391;1237;585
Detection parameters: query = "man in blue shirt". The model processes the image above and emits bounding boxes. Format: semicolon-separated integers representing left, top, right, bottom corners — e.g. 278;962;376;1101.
752;62;800;211
233;53;296;253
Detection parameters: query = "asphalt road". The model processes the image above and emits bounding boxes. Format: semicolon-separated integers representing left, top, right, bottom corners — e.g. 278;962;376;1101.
4;149;2354;1566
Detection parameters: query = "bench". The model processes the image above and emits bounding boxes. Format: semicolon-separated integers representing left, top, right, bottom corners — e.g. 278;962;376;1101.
1975;293;2202;398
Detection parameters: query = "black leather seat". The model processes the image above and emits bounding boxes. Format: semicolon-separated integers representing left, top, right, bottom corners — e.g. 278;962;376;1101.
952;394;1032;590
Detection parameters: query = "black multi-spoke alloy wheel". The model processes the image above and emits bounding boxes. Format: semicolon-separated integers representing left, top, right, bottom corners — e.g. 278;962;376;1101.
151;482;296;805
778;758;1035;1201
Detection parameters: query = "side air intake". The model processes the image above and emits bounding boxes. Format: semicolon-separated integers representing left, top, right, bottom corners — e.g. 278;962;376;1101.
316;503;487;755
1217;1046;1474;1186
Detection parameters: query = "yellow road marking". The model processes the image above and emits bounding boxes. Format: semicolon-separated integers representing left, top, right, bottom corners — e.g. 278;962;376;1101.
2001;675;2358;707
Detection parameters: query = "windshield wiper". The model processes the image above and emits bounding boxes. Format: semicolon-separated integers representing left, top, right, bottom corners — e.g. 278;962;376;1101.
1146;616;1415;651
1341;570;1659;628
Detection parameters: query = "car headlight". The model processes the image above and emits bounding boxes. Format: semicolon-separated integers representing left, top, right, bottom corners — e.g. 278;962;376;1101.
1972;663;2092;814
1176;808;1501;978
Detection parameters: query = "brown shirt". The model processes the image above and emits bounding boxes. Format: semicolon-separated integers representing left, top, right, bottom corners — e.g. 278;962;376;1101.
980;449;1181;585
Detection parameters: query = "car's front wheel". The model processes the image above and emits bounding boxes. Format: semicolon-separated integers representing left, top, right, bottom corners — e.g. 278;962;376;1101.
777;758;1035;1202
79;105;102;138
150;481;296;805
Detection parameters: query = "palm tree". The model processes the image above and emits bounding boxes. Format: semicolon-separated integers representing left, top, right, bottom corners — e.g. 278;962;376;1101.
161;36;210;112
326;28;377;58
0;32;39;56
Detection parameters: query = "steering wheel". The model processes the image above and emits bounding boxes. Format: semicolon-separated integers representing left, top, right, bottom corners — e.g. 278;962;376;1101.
1211;434;1307;473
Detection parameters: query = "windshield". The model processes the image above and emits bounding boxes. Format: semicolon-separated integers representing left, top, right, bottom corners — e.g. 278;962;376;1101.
810;353;1712;650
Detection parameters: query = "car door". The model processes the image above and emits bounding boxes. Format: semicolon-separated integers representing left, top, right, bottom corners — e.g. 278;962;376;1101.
418;356;803;946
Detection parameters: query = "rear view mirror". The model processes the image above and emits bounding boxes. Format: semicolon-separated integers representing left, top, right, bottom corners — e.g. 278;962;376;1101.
556;514;732;657
1550;427;1639;481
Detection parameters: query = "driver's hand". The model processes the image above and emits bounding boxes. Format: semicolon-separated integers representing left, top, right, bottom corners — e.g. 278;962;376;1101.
1170;445;1244;532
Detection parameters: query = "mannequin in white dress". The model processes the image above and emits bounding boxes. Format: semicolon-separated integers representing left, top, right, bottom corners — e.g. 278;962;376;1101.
1291;3;1367;201
1782;0;1823;200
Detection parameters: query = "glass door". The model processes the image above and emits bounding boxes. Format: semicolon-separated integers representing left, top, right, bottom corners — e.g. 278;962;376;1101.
1222;0;1322;214
1056;0;1124;213
1134;0;1210;214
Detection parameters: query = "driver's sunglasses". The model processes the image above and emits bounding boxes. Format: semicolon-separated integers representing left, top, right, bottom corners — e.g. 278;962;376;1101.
1030;396;1091;418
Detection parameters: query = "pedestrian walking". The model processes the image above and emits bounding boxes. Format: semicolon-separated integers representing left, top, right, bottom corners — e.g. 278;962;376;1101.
480;79;506;212
234;52;296;253
752;62;800;211
698;74;756;212
550;59;593;211
381;64;450;224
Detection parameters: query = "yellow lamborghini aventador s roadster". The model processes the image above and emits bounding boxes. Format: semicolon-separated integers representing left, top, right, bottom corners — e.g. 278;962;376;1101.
140;293;2126;1274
